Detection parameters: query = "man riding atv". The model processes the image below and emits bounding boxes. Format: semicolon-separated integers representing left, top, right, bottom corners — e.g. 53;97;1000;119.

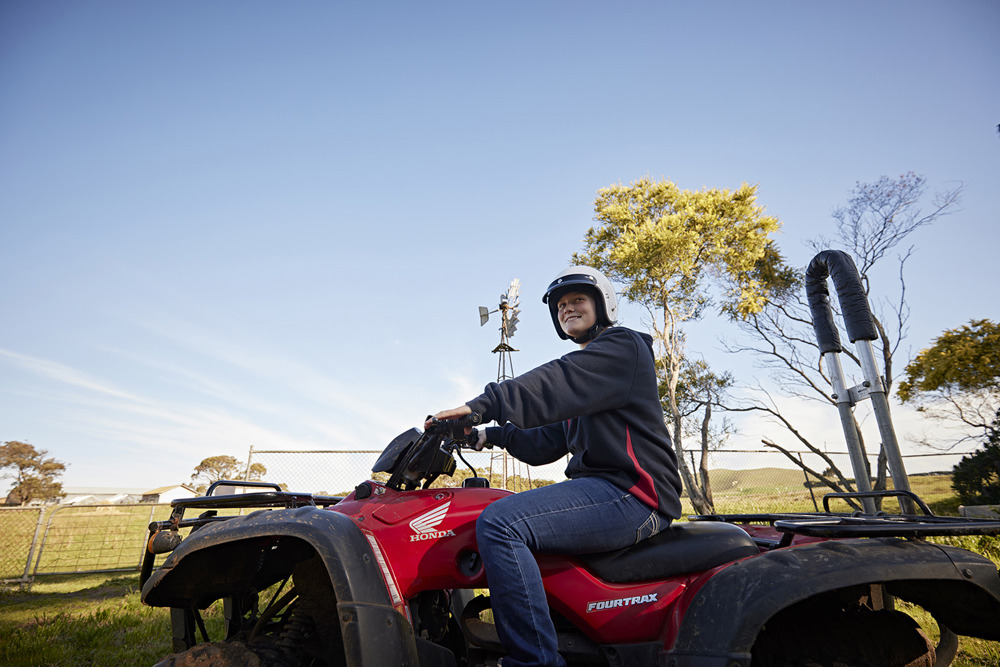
430;265;682;667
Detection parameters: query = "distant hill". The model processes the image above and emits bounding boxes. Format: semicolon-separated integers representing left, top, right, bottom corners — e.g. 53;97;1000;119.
695;468;814;496
683;468;953;499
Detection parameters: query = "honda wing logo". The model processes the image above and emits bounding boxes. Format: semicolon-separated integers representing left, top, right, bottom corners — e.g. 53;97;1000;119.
409;501;456;542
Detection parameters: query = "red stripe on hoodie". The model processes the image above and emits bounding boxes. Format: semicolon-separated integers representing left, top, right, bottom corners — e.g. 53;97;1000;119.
625;426;658;509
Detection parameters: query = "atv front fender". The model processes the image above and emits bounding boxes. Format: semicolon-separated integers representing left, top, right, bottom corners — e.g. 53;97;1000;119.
141;505;419;666
664;537;1000;667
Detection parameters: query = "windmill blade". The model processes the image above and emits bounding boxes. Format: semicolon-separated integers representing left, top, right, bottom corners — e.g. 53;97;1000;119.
500;278;521;337
507;279;520;307
504;309;520;337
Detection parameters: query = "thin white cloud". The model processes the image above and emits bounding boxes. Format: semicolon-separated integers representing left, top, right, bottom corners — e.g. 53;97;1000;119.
123;314;419;425
0;348;146;404
0;313;471;469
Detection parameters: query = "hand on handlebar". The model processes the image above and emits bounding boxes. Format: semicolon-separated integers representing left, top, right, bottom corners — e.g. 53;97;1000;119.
426;404;474;429
425;408;481;432
426;406;481;431
424;409;492;449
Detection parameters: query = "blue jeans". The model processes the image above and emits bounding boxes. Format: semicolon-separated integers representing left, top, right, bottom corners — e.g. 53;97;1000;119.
476;476;665;667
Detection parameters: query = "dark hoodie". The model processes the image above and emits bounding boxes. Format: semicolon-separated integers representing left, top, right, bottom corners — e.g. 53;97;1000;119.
466;326;682;520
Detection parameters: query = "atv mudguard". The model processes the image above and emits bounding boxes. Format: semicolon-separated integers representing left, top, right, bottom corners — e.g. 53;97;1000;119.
665;537;1000;667
141;505;420;666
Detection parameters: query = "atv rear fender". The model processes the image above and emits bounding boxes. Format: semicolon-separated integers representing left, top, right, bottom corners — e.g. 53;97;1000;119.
665;537;1000;667
141;505;420;665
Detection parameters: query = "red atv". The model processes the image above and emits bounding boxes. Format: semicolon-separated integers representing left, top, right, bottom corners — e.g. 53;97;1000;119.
141;251;1000;666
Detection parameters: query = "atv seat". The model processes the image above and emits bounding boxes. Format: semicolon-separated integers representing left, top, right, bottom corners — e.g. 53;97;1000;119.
577;520;759;583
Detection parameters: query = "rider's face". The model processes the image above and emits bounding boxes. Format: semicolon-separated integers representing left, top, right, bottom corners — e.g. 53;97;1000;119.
557;291;597;340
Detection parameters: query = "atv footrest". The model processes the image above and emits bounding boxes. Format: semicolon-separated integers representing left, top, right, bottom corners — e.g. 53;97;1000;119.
460;595;603;661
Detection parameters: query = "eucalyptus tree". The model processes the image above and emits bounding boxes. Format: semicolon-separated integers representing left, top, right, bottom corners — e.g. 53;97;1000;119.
573;177;783;513
191;454;267;492
898;318;1000;447
1;440;66;505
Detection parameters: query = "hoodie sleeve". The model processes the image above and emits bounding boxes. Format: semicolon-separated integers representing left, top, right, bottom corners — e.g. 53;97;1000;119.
486;423;568;466
466;327;641;428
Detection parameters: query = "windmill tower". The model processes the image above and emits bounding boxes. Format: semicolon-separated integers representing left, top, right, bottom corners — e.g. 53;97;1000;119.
479;279;520;381
479;280;532;491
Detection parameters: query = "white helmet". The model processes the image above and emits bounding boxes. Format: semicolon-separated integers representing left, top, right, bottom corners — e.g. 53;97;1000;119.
542;266;618;342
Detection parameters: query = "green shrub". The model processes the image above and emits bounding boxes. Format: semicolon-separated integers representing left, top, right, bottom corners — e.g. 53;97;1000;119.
952;412;1000;505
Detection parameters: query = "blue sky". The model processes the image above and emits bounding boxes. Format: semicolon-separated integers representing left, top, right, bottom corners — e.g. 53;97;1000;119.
1;1;997;491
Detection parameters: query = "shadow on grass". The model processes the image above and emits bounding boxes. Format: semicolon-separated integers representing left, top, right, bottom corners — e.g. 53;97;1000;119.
0;574;141;620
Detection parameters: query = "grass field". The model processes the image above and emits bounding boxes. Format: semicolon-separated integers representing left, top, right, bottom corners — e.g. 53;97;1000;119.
1;472;999;665
0;574;171;666
684;469;962;515
0;573;232;666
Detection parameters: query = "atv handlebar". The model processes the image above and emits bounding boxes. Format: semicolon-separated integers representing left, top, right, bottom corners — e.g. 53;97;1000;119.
805;250;879;354
425;412;482;437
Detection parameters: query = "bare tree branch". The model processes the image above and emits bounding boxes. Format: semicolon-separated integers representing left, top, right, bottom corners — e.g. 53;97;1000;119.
722;173;963;493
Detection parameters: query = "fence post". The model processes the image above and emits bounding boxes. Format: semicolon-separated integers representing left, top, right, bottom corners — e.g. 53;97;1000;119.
19;508;47;590
31;506;60;579
245;445;254;481
799;453;819;512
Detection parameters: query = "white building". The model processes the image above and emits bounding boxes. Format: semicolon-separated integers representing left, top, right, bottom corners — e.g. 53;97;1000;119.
60;487;145;505
141;484;200;504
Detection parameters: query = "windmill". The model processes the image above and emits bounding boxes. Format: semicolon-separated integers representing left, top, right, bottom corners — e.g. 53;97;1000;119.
478;279;531;491
479;279;520;381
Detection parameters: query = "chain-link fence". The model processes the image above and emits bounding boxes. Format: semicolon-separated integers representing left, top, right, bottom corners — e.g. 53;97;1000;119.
1;503;192;589
245;447;549;495
0;507;46;587
246;446;971;514
0;446;971;591
31;504;172;576
246;446;969;511
0;503;252;590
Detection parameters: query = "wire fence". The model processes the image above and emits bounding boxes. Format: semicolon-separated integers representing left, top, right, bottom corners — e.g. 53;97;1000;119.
0;504;171;588
0;447;972;590
245;445;970;502
0;502;252;590
32;504;168;574
0;507;46;586
244;447;551;496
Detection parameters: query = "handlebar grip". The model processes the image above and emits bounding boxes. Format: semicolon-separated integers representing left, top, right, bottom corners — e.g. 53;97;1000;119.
805;250;878;354
425;412;482;434
457;412;482;427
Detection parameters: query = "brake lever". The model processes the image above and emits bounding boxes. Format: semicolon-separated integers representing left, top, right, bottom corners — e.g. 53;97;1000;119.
442;428;498;456
460;428;490;448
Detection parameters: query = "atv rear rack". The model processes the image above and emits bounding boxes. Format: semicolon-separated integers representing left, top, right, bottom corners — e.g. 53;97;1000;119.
692;490;1000;546
694;512;1000;539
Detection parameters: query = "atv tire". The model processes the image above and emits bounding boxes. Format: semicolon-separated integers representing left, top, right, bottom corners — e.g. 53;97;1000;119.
752;607;936;667
152;641;288;667
153;556;343;667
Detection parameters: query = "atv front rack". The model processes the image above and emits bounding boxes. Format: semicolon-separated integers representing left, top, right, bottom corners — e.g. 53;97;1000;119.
155;479;342;525
139;480;343;586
